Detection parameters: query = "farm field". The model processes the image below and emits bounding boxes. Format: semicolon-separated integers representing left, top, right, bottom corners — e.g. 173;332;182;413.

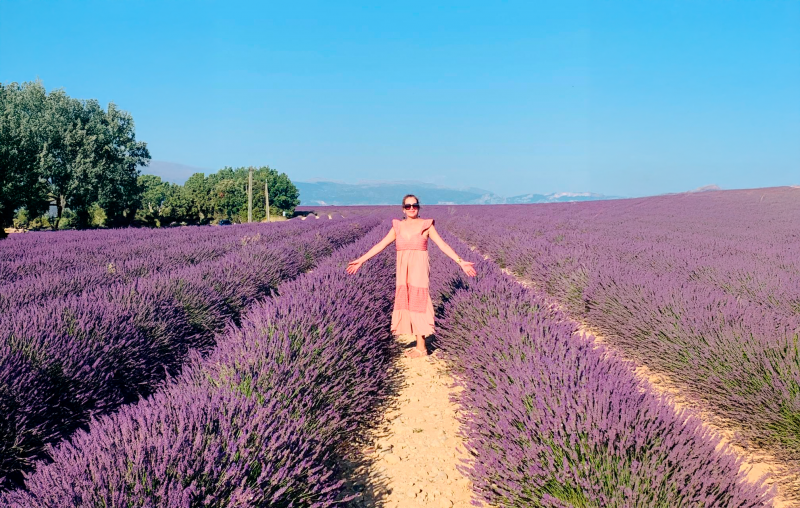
0;216;378;490
433;187;800;505
0;188;796;506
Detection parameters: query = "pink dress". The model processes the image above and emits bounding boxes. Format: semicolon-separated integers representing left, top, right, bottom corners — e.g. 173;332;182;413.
391;218;436;336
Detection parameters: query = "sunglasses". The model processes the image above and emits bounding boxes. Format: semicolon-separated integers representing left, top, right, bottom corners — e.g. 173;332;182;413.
403;203;420;210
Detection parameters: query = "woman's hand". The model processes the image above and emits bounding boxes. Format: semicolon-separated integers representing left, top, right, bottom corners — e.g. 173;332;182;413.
346;229;394;275
459;260;477;277
346;259;363;274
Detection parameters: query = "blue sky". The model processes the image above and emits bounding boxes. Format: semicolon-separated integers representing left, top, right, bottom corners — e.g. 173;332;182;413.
1;0;798;197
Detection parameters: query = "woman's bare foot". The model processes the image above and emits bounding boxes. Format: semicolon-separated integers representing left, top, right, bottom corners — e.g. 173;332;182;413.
405;347;427;359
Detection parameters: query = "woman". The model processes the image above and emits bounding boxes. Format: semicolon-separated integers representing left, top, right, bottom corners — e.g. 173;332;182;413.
346;195;477;358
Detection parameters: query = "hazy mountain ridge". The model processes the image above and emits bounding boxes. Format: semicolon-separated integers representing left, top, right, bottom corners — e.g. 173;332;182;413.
505;192;617;204
296;180;623;205
137;165;625;204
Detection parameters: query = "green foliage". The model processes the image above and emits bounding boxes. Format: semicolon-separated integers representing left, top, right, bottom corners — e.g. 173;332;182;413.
160;184;192;224
88;202;107;228
13;207;55;230
57;208;76;229
184;172;214;221
0;79;150;235
38;88;150;228
135;175;197;226
12;208;31;229
0;81;51;236
212;177;246;220
133;166;300;226
205;166;299;221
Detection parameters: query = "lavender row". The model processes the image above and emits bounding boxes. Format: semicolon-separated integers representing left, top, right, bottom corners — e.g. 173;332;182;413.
439;188;800;463
0;217;378;490
426;231;774;507
0;220;345;311
0;221;310;273
0;224;263;283
2;222;399;506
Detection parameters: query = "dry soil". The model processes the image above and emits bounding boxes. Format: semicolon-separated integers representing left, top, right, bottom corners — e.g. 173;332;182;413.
344;334;483;508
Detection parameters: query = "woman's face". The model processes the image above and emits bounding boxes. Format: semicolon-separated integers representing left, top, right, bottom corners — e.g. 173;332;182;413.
403;197;420;219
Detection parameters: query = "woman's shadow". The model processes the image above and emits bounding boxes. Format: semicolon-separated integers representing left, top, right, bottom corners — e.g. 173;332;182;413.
336;337;406;507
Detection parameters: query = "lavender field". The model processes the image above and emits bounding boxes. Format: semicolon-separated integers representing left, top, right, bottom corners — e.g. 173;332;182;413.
435;187;800;501
0;188;796;506
0;217;378;490
428;232;773;507
2;222;400;506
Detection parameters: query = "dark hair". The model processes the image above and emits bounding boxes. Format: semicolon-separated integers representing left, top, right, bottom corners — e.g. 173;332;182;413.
402;194;419;206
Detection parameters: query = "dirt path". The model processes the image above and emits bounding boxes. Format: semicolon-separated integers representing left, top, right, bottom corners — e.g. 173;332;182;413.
348;334;481;508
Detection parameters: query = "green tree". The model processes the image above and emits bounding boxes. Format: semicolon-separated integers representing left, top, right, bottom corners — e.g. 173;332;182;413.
136;174;170;225
38;90;103;228
138;174;169;213
212;178;246;220
160;184;192;224
135;175;193;226
234;167;300;222
38;92;149;229
0;82;50;238
94;103;150;227
184;172;213;222
259;166;300;217
131;165;299;227
208;165;299;222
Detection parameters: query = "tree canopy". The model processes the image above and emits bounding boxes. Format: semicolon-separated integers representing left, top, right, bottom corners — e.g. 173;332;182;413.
1;80;150;237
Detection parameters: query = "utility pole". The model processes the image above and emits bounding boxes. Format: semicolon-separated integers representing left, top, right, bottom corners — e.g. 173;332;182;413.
265;178;270;222
247;167;253;223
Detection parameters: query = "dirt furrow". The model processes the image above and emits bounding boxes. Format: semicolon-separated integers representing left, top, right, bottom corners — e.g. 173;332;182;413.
346;334;481;508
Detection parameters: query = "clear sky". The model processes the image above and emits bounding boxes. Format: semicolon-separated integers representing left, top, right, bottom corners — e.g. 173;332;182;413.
1;0;798;197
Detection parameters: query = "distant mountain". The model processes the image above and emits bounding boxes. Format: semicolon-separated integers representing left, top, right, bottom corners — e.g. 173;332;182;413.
296;180;622;205
505;191;622;203
295;180;502;205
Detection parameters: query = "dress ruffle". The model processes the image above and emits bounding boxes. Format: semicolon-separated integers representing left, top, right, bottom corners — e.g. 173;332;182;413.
391;308;435;336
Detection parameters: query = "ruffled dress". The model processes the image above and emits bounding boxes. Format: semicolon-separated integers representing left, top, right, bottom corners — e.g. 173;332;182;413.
391;218;436;336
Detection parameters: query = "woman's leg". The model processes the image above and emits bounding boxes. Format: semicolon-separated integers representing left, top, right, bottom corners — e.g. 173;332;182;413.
405;334;427;358
415;334;427;354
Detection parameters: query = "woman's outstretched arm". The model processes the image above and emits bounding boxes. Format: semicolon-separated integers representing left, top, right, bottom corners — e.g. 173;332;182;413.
346;227;396;274
428;225;477;277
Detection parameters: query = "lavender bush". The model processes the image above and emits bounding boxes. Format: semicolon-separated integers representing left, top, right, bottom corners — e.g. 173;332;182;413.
0;222;303;281
3;383;339;507
425;226;774;507
437;188;800;467
0;220;350;311
0;217;378;489
2;222;401;506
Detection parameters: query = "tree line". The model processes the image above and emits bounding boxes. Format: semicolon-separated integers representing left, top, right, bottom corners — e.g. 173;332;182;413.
135;166;299;227
1;81;300;237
